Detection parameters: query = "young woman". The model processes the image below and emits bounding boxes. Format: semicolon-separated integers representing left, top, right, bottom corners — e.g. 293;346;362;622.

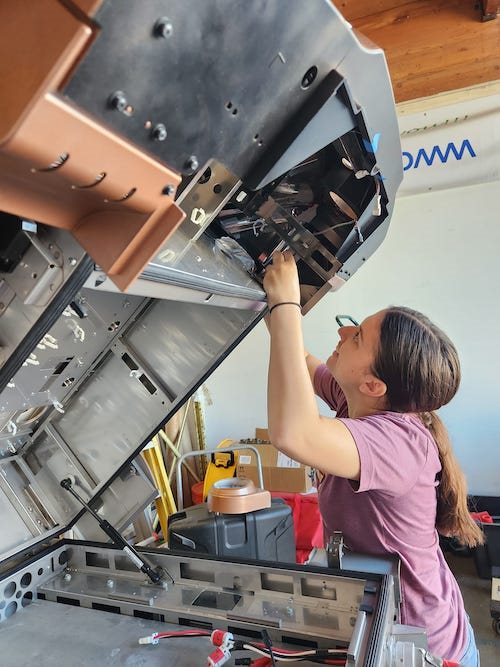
263;250;483;666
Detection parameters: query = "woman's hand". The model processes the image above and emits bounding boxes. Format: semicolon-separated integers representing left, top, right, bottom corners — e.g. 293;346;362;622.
263;250;301;308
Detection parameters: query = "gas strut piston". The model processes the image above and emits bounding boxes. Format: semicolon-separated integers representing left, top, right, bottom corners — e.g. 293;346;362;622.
60;477;165;585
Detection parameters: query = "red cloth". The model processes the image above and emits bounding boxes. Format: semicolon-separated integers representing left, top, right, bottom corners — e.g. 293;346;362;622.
271;492;323;563
470;511;494;524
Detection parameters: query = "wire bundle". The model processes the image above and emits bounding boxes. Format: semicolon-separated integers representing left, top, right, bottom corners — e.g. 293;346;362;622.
138;628;348;665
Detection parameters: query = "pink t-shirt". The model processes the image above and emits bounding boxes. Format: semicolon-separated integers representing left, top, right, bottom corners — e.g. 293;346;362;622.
314;364;467;661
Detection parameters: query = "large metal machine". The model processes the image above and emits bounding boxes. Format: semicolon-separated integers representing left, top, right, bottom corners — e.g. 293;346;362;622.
0;1;414;665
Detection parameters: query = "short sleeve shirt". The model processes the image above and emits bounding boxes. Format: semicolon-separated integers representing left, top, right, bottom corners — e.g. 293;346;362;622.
314;364;467;662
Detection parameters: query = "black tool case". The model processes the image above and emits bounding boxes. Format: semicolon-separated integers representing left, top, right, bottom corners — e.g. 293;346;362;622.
168;498;295;562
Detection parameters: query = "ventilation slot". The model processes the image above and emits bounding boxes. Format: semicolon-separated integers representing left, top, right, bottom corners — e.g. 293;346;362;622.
227;625;262;639
56;596;80;607
92;602;121;615
134;610;165;622
180;563;215;583
178;617;213;631
85;552;110;569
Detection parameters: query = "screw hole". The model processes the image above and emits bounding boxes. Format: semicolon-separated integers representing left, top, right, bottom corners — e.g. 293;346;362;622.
301;65;318;89
232;108;238;115
225;101;233;109
213;184;222;194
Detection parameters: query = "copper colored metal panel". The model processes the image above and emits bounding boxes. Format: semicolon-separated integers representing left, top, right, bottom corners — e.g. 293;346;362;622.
0;2;185;291
0;0;94;143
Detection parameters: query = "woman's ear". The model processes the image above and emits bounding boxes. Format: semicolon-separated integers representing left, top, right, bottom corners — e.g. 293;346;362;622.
359;374;387;398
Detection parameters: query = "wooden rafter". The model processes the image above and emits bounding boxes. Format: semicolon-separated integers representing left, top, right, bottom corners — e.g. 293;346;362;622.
340;0;500;102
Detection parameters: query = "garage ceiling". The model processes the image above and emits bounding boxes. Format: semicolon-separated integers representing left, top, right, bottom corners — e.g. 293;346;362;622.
340;0;500;102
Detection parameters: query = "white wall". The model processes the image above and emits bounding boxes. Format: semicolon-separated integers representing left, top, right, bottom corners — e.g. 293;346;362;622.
203;179;500;496
203;84;500;495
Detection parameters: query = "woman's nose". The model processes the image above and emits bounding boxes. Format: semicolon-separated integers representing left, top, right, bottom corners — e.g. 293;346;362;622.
338;325;355;341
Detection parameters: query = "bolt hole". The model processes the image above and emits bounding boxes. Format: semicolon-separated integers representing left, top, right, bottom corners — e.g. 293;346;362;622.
4;582;16;598
301;65;318;89
198;167;212;184
32;273;37;279
231;108;238;115
37;568;44;576
253;134;259;141
20;573;32;588
258;140;263;147
107;321;121;332
225;101;233;109
213;184;222;194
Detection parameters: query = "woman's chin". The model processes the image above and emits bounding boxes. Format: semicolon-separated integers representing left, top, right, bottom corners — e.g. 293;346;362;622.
326;354;337;374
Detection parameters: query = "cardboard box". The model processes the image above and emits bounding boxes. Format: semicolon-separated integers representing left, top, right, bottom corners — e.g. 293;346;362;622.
236;429;315;493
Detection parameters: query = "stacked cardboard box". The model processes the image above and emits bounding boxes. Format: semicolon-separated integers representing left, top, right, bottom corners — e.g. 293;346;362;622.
236;428;315;493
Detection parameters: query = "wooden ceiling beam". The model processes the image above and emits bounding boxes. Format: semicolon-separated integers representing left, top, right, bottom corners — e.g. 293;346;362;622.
340;0;500;102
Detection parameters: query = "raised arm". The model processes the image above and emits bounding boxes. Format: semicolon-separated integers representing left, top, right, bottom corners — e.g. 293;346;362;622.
263;251;360;480
265;313;322;387
305;350;322;386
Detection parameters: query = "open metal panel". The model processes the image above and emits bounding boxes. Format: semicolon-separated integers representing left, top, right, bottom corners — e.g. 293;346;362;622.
0;0;402;566
0;541;416;667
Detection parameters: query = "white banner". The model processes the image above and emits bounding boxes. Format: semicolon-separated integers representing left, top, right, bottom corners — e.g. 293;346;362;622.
397;86;500;196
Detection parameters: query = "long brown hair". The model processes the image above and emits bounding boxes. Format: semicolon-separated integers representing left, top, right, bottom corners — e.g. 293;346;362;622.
373;306;483;547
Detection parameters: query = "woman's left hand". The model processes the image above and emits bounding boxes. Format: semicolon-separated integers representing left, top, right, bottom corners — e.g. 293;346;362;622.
263;250;301;308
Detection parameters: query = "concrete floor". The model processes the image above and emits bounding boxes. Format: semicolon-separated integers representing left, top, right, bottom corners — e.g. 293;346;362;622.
445;552;500;666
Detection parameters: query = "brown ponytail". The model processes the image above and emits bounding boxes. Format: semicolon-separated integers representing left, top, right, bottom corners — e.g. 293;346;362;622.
421;412;484;547
373;307;484;548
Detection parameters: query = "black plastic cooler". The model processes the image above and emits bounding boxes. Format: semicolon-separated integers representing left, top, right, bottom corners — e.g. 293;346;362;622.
168;498;296;562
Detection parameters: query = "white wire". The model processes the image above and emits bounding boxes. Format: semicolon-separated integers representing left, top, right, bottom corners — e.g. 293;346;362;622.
241;642;347;662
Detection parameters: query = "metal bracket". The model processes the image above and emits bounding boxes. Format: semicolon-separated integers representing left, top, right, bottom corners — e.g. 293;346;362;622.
326;531;344;569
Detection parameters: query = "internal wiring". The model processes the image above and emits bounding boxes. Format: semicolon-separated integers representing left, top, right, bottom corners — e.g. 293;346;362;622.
241;641;347;663
137;628;348;665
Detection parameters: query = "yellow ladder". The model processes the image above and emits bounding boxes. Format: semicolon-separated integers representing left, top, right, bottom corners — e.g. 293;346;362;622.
142;436;177;540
